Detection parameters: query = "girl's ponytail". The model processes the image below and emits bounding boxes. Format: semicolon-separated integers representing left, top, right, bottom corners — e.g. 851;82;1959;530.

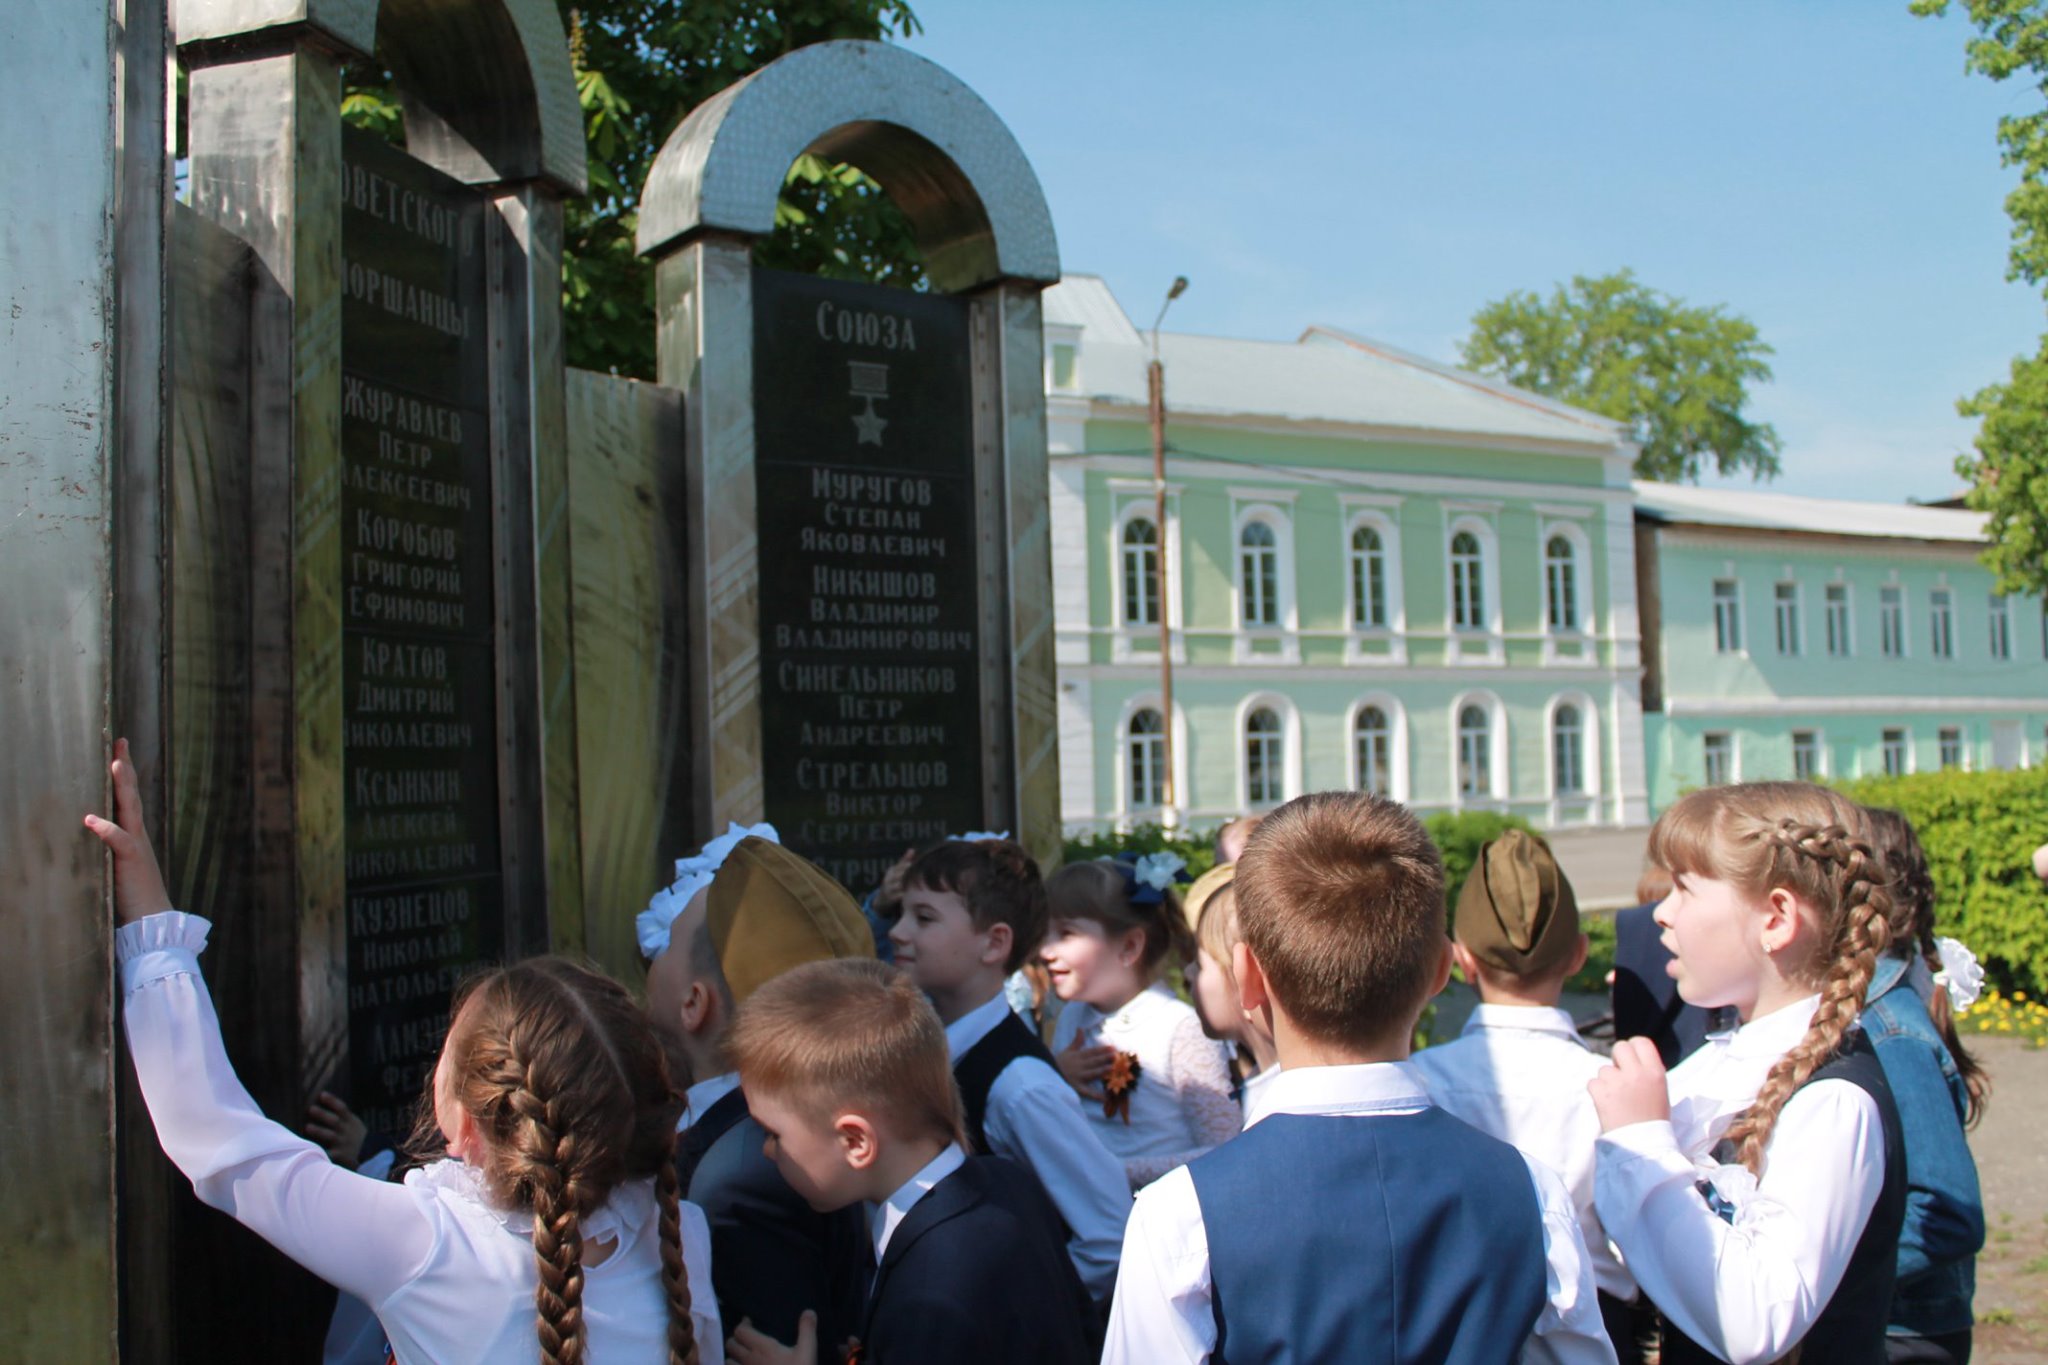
1719;821;1893;1174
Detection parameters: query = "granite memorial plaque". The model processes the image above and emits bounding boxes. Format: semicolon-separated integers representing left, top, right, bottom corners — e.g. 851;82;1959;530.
340;128;503;1137
752;269;983;893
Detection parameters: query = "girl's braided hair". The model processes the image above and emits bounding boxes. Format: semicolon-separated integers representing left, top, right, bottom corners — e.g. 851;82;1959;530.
437;957;697;1364
1864;807;1990;1127
1647;782;1893;1175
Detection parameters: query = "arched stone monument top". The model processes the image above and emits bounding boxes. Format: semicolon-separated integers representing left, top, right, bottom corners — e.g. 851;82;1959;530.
177;0;586;194
637;40;1059;291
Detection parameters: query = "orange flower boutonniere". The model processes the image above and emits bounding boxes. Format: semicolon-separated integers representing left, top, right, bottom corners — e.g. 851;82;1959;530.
1102;1049;1143;1124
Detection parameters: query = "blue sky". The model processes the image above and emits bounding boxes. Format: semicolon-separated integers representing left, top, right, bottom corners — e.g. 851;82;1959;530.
903;1;2046;503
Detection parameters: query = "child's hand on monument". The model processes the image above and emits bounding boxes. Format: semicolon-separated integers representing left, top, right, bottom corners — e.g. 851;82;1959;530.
306;1092;371;1169
83;738;173;925
1589;1037;1672;1132
727;1310;817;1365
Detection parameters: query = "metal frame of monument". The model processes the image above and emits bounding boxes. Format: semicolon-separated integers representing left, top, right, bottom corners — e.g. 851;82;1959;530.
636;40;1066;866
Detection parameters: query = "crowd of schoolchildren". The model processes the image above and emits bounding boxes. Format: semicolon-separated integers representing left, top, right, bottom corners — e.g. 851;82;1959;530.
89;732;1996;1364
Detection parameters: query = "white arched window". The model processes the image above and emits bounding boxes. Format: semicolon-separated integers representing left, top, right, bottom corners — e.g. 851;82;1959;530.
1245;706;1284;805
1457;703;1492;797
1552;703;1585;795
1355;705;1392;796
1450;530;1486;632
1545;534;1579;633
1350;524;1387;629
1239;520;1279;627
1120;517;1159;626
1127;708;1166;809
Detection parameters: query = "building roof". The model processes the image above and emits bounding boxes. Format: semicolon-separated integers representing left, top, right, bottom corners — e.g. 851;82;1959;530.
1041;275;1626;451
1633;480;1988;544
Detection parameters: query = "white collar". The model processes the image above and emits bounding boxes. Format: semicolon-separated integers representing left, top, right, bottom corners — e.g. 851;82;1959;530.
869;1142;967;1266
943;991;1012;1062
1100;980;1175;1026
1244;1060;1431;1129
1721;994;1823;1061
1461;1003;1587;1043
678;1071;742;1132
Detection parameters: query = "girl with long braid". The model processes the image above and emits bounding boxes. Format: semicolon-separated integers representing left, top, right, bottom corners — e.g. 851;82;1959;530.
1589;781;1909;1365
87;741;719;1363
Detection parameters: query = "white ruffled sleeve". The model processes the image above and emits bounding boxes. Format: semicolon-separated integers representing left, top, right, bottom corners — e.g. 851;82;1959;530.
119;911;435;1304
1123;1012;1241;1190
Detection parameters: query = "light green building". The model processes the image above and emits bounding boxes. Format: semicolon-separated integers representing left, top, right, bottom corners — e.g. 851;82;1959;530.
1043;276;1652;833
1635;483;2048;805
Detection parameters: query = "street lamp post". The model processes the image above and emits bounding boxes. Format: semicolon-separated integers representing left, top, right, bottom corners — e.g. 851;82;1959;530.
1148;276;1188;828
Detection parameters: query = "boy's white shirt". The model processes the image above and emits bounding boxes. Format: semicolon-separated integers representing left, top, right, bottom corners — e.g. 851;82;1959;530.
1594;994;1887;1365
869;1141;967;1268
1407;1003;1635;1299
118;912;724;1365
943;991;1132;1298
678;1070;742;1132
1102;1061;1617;1365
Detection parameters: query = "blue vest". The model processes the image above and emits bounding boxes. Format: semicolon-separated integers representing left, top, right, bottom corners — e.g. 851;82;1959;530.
1190;1107;1546;1365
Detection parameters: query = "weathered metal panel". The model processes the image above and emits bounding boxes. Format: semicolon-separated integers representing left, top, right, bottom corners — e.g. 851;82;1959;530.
564;366;692;978
0;1;121;1356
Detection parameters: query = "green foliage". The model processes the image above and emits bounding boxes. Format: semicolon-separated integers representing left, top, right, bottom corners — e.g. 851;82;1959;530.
1564;910;1619;997
1460;270;1783;484
1914;0;2048;594
1062;825;1219;881
341;2;927;379
1840;763;2048;995
1421;810;1536;915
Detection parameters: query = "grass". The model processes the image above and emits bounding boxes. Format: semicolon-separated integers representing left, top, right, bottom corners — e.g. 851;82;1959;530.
1955;989;2048;1049
1981;1307;2020;1326
2022;1255;2048;1276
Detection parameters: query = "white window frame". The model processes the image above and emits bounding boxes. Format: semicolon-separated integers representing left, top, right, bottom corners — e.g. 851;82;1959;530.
1879;585;1907;659
1929;587;1955;660
1712;579;1744;655
1545;692;1601;824
1791;728;1826;782
1117;513;1161;629
1341;506;1407;665
1702;731;1736;787
1114;694;1189;825
1347;693;1410;803
1539;521;1594;666
1990;594;2011;661
1774;581;1802;657
1231;501;1299;663
1824;581;1853;658
1109;491;1183;665
1881;726;1913;778
1938;725;1966;771
1444;513;1504;666
1235;692;1301;812
1449;690;1508;807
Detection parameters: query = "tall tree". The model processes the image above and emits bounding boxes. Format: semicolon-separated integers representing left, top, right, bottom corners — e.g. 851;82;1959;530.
1459;270;1783;484
344;1;927;378
1912;0;2048;595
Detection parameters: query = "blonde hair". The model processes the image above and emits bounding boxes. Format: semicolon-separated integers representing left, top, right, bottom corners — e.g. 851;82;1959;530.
439;958;697;1365
1195;880;1243;996
1648;782;1894;1174
1234;792;1446;1046
728;958;966;1150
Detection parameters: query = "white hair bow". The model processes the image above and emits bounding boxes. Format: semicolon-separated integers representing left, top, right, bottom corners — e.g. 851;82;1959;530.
635;822;780;959
1933;936;1985;1013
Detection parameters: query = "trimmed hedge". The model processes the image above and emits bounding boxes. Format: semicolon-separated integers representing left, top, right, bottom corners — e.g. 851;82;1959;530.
1839;764;2048;997
1062;825;1219;880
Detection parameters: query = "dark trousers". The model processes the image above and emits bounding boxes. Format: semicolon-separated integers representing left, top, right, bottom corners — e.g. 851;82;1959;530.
1597;1290;1651;1365
1886;1330;1972;1365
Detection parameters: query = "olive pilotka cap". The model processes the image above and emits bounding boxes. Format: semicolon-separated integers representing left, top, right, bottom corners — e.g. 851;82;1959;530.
707;836;873;1005
1454;828;1581;977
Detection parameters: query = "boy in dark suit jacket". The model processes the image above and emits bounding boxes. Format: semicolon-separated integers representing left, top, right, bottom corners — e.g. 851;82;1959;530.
723;958;1093;1365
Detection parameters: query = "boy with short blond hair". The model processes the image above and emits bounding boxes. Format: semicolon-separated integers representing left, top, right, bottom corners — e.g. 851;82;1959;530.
1104;792;1616;1365
725;959;1092;1365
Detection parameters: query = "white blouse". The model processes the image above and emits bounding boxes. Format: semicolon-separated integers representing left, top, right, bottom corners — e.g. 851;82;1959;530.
120;912;722;1364
1050;982;1239;1189
1594;995;1886;1365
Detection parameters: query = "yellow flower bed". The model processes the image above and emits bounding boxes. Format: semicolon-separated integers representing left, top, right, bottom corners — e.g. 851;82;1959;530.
1954;988;2048;1048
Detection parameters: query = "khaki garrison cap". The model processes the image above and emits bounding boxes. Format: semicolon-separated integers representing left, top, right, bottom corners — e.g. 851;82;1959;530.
1180;863;1236;937
1454;828;1580;978
707;837;873;1005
